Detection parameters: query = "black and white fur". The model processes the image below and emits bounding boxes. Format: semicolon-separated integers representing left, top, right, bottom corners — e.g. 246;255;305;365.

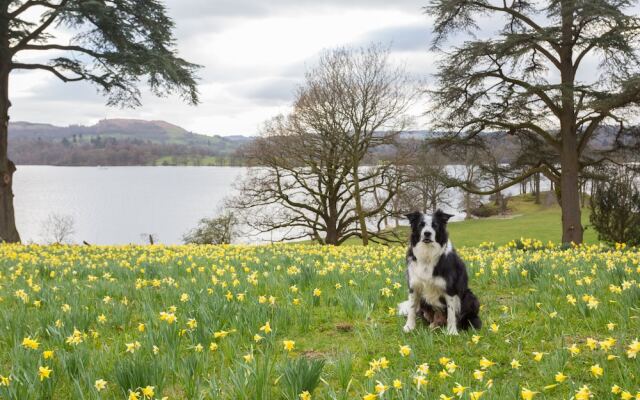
398;209;481;335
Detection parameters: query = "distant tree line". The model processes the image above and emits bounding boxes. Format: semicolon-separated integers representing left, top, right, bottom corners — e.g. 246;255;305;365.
9;137;245;166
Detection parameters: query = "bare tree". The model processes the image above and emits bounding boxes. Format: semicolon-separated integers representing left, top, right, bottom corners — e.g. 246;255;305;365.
233;112;400;245
396;142;452;214
139;233;159;245
304;45;415;245
41;213;75;244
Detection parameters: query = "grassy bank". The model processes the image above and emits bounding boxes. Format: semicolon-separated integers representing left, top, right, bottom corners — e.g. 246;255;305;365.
0;242;638;399
447;193;597;247
343;193;598;247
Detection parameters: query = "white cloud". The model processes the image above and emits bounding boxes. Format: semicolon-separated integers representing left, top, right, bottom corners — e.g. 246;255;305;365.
9;1;434;135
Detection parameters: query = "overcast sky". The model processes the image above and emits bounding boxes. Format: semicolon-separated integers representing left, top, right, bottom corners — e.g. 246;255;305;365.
10;0;435;136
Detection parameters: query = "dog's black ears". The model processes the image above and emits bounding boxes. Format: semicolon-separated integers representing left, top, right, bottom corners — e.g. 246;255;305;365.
434;209;454;224
404;211;422;224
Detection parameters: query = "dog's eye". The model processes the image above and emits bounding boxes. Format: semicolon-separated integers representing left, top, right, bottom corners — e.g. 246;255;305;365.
419;222;425;227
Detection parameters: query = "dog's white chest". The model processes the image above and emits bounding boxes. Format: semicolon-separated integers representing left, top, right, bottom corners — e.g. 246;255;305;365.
408;253;447;308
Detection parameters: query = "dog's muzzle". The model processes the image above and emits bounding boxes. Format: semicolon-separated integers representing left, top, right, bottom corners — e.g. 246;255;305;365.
422;232;433;243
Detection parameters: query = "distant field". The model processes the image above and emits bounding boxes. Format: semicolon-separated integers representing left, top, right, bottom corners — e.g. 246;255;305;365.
153;155;244;166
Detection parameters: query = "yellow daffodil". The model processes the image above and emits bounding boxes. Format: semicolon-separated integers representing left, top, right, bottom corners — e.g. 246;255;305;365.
399;345;411;357
575;385;592;400
299;391;311;400
555;372;567;383
94;379;107;391
283;340;295;351
589;364;603;378
22;337;39;350
38;366;52;381
479;357;495;369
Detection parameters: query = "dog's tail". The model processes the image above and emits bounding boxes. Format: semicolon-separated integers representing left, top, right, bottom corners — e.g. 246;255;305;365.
461;315;482;330
397;300;412;316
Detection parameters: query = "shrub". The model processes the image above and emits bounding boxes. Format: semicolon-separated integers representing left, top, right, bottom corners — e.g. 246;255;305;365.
468;203;503;218
590;166;640;245
183;210;237;245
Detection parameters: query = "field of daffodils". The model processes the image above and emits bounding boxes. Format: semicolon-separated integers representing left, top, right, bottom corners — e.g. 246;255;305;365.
0;240;639;399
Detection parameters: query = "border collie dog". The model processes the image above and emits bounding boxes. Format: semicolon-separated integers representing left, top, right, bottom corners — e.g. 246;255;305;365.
398;209;482;335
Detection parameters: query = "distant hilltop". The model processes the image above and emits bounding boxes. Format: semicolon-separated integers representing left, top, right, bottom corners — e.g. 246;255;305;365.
9;119;254;166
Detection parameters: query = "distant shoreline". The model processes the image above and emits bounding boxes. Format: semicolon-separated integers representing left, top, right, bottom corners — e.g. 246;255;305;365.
15;164;248;168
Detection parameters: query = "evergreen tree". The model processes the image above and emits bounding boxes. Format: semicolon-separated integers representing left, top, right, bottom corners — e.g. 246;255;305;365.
426;0;640;244
1;0;200;242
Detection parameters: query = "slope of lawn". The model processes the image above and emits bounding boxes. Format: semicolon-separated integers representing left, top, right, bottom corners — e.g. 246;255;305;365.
343;192;598;247
0;242;638;399
447;193;598;247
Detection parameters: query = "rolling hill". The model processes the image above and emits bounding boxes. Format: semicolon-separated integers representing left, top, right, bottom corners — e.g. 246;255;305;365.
9;119;253;166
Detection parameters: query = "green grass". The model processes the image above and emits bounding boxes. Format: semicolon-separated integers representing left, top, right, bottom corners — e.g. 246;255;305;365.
447;193;598;247
0;242;638;399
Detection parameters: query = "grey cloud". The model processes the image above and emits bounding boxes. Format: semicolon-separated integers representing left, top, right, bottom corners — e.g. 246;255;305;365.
358;23;431;52
165;0;426;19
11;0;435;135
240;77;299;104
12;71;105;104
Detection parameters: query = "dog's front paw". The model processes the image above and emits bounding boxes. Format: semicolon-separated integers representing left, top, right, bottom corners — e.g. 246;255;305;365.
446;326;459;336
403;322;415;333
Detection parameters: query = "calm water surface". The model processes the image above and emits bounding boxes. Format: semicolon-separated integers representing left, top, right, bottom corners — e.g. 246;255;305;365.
14;166;245;245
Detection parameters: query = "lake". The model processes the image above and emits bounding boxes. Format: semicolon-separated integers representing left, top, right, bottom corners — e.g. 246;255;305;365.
14;166;245;245
13;165;548;245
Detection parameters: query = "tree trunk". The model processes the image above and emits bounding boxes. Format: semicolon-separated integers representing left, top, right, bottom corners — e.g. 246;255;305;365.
534;173;541;204
325;221;338;245
559;144;583;244
352;163;369;245
580;180;587;208
493;174;501;206
0;13;20;243
464;192;472;220
558;1;583;245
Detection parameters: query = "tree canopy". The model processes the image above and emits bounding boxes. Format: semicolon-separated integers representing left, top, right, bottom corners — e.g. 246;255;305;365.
7;0;199;106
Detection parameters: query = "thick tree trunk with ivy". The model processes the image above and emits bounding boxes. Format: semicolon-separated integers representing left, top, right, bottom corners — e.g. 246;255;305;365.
0;10;19;243
558;2;583;244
